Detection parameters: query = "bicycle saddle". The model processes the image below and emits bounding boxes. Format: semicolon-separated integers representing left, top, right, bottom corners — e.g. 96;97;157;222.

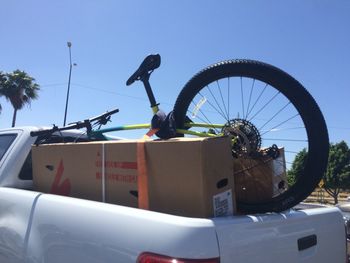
126;54;161;86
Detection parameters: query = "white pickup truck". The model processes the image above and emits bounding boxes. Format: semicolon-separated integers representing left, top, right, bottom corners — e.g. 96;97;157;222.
0;126;347;263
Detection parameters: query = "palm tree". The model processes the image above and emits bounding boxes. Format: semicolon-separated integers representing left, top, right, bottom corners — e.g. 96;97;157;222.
0;70;40;127
0;71;7;114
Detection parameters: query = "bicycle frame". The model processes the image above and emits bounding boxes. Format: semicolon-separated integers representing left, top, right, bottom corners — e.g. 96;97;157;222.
89;122;224;139
87;56;226;140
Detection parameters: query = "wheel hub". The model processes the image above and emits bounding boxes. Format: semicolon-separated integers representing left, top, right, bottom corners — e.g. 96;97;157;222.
222;119;261;157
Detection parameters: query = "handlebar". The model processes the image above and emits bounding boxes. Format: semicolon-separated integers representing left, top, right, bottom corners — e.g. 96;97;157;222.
30;108;119;138
89;108;119;123
30;126;59;137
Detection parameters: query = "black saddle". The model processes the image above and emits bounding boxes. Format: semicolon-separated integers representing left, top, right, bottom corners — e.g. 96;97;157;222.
126;54;161;86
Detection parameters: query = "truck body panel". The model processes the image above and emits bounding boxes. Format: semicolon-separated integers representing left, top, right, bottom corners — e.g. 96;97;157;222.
25;194;219;262
0;188;41;263
214;208;346;262
0;127;346;263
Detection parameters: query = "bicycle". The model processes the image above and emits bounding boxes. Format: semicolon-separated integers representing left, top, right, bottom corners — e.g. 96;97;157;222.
31;54;329;214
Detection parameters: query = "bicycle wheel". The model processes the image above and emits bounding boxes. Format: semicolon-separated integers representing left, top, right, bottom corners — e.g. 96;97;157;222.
173;59;329;213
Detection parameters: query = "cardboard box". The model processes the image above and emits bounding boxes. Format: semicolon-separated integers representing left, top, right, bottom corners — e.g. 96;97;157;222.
233;148;286;204
32;137;235;218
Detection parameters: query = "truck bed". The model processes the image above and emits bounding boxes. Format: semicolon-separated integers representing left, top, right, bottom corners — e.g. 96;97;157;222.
0;187;346;263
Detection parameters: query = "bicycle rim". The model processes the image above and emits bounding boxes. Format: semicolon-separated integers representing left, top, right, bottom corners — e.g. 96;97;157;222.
173;59;329;213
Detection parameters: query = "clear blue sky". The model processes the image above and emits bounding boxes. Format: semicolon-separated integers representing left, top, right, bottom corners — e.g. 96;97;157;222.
1;0;349;144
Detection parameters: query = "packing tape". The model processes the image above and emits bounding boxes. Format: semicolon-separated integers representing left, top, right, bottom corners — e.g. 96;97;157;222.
137;140;149;210
142;128;159;140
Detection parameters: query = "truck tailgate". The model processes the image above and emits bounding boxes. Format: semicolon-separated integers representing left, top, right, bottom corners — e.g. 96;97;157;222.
214;208;346;263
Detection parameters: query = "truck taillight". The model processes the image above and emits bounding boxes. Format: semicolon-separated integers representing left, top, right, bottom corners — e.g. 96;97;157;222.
137;252;220;263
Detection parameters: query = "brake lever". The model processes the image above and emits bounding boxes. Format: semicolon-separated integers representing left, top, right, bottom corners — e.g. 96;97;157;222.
95;116;112;130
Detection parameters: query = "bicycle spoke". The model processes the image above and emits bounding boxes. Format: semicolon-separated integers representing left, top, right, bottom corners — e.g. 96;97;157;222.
207;85;229;122
262;138;308;142
227;77;230;122
258;102;291;131
245;79;255;120
189;101;222;134
248;91;281;122
260;113;301;136
198;90;228;121
246;83;268;119
216;81;229;121
262;126;305;133
284;150;301;154
240;77;245;118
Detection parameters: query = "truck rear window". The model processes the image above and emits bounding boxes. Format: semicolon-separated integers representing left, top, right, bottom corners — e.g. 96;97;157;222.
0;134;17;162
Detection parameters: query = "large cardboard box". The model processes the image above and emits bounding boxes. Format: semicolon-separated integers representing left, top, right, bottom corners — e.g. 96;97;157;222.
233;149;286;204
32;137;235;218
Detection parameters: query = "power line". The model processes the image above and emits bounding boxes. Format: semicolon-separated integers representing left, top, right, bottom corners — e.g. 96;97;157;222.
328;126;350;131
40;82;148;101
39;81;174;106
40;83;66;87
72;83;174;106
73;83;151;101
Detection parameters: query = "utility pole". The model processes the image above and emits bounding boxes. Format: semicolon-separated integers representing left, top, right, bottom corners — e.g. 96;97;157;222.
63;41;73;126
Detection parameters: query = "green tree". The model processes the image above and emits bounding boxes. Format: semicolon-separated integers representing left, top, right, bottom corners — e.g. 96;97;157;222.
0;71;7;113
324;141;350;204
0;70;40;127
287;148;308;187
289;141;350;204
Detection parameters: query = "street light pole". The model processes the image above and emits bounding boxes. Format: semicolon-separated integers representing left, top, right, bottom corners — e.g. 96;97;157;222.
63;41;73;126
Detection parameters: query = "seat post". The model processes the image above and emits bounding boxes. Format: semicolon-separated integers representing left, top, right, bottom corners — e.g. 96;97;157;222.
141;73;159;114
